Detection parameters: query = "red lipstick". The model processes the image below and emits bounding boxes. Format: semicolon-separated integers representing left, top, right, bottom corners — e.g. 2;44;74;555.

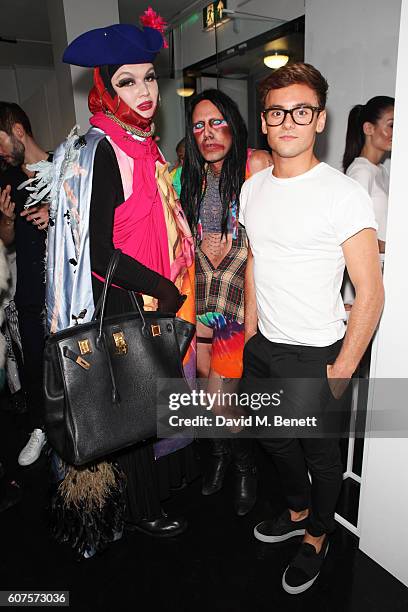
137;101;153;111
204;143;224;151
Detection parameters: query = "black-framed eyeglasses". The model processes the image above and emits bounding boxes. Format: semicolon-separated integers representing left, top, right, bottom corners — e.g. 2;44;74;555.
262;105;323;126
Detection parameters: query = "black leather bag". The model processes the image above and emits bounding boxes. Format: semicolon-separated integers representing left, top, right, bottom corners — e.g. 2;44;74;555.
44;250;195;467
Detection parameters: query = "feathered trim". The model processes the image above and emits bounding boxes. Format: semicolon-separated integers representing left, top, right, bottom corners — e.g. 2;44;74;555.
58;462;121;511
51;125;83;220
50;462;126;557
17;160;55;209
140;7;168;48
16;125;82;215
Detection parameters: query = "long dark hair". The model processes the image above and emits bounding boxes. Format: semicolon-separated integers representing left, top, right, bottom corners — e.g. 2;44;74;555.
342;96;394;172
181;89;248;238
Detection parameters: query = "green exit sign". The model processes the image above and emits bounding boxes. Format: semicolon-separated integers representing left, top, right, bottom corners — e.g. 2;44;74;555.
203;0;227;29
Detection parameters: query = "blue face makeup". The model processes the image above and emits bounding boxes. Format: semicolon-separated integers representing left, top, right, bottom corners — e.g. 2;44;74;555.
192;118;228;133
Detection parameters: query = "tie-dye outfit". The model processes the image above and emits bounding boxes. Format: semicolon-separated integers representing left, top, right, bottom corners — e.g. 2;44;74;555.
195;150;253;378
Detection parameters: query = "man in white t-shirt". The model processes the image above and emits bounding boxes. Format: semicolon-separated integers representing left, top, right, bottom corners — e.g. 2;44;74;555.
239;62;384;595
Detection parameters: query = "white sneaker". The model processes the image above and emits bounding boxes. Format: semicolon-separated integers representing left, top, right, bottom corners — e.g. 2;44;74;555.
18;429;46;466
83;547;96;559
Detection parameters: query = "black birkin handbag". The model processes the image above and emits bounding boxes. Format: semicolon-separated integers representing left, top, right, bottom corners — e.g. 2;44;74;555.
44;249;195;467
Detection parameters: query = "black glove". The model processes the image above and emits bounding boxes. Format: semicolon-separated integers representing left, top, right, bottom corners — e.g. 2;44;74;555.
155;276;186;314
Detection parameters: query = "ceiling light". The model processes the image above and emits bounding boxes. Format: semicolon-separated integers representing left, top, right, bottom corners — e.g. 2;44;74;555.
176;87;195;97
263;52;289;70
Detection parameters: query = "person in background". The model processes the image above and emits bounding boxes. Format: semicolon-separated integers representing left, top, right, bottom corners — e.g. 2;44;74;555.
0;236;22;512
169;137;185;197
175;137;186;168
343;96;394;254
0;103;50;466
181;89;272;516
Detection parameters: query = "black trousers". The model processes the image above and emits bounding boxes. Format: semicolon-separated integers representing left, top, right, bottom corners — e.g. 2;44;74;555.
16;302;45;430
242;332;347;536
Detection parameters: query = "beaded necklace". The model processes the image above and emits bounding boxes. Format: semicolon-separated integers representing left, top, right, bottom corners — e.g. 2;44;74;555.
104;111;154;138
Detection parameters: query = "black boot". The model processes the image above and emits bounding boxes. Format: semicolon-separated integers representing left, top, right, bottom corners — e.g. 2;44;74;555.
201;438;231;496
126;511;187;537
233;438;257;516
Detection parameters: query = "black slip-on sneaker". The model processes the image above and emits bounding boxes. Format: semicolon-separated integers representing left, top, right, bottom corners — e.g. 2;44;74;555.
254;509;308;543
282;538;330;594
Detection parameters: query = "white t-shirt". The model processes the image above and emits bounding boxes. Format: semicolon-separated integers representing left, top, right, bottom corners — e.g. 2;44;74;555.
346;157;389;242
239;162;377;347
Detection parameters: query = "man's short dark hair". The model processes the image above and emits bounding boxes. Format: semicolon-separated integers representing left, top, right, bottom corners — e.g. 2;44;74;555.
0;101;33;137
259;62;328;109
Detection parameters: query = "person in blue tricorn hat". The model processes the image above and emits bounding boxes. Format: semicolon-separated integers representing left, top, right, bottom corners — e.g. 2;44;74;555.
45;7;198;559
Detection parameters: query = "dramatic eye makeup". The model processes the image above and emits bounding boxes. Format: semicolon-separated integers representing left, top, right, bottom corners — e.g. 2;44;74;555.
144;71;157;82
192;121;205;133
115;71;157;88
210;118;228;128
116;77;134;88
192;118;228;132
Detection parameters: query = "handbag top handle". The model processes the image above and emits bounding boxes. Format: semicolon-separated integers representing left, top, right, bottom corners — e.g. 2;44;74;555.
93;249;148;344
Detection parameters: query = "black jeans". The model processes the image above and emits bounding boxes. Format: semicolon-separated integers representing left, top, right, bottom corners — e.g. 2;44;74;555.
242;332;347;536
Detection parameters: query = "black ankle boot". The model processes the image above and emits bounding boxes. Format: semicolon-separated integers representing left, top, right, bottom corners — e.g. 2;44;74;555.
232;438;257;516
201;438;231;496
234;466;257;516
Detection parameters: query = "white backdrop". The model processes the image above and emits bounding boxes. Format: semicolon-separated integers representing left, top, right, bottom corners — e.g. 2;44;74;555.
358;0;408;587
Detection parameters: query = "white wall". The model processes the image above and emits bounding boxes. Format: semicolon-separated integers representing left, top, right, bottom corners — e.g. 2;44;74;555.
199;76;248;126
47;0;119;138
174;0;304;69
358;0;408;587
305;0;408;587
63;0;120;134
305;0;401;169
0;67;19;103
15;66;62;151
0;65;62;151
154;78;186;163
46;0;76;142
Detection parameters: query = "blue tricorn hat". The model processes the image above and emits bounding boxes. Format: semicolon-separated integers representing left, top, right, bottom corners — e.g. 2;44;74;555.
63;24;164;67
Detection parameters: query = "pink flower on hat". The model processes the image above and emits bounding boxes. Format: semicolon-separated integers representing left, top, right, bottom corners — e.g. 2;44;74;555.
140;7;168;48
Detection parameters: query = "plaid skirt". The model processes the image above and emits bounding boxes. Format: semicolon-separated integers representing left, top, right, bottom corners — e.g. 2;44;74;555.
196;227;247;378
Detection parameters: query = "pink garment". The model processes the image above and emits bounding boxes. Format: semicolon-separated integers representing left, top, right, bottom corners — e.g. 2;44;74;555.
90;112;170;279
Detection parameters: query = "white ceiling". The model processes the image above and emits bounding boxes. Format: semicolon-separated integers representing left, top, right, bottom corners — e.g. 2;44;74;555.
0;0;199;43
119;0;202;25
0;0;199;66
203;32;304;79
0;0;50;42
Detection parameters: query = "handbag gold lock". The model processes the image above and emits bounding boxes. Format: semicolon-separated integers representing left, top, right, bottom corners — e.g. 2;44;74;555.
151;324;161;337
78;339;92;355
112;331;128;355
76;355;91;370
